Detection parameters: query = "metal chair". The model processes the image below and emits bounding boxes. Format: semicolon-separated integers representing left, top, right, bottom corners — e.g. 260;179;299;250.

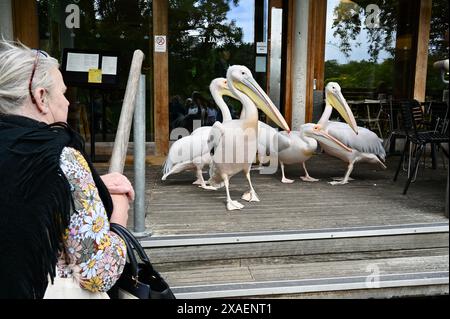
357;99;385;138
393;100;449;195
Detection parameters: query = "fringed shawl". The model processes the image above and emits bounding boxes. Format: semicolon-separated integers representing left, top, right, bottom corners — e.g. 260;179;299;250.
0;114;112;299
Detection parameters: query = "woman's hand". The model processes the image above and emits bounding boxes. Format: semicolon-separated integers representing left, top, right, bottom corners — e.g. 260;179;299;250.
101;173;135;201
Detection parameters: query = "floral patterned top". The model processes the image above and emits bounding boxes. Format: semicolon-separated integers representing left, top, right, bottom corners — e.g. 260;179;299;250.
57;147;127;292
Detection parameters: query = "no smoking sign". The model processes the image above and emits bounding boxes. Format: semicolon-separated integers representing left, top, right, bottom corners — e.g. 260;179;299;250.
154;35;167;53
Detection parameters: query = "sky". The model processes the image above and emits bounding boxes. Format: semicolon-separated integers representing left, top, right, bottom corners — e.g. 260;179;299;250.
226;0;255;44
220;0;396;62
325;0;394;64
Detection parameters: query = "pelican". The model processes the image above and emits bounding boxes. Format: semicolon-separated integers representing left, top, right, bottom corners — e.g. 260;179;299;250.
207;65;290;210
162;78;234;189
273;94;360;184
305;82;387;185
274;126;319;183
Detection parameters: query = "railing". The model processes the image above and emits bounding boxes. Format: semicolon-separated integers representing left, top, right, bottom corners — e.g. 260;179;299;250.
108;49;150;236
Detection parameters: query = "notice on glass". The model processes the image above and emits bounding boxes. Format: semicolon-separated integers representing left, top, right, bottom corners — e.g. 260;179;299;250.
101;56;118;75
66;53;99;72
88;69;102;84
255;56;266;72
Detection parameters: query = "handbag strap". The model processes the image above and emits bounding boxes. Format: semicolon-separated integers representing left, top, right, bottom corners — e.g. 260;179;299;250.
110;223;140;281
110;223;157;274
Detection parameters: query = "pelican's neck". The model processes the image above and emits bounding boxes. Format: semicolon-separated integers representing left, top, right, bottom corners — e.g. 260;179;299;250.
318;102;332;128
229;82;258;125
300;127;318;149
212;91;232;122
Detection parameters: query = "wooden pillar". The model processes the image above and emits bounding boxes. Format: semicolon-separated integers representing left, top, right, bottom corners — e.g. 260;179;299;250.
283;0;294;128
413;0;432;102
305;0;326;123
12;0;39;48
153;0;169;156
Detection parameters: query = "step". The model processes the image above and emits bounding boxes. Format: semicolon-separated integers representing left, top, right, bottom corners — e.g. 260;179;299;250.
141;222;449;264
159;252;449;299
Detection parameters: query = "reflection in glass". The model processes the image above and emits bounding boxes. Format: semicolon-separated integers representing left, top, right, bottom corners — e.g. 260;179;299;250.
168;0;256;135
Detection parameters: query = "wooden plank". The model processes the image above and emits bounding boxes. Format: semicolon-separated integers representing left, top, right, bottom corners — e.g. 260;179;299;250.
154;248;449;272
12;0;38;48
153;0;169;156
413;0;432;102
243;285;449;299
145;233;448;263
159;254;448;287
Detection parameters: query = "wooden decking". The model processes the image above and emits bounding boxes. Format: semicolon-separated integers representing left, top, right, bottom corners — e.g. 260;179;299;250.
131;154;448;236
96;152;448;298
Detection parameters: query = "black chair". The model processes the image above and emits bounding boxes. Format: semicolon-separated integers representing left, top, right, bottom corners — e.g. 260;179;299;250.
393;100;449;195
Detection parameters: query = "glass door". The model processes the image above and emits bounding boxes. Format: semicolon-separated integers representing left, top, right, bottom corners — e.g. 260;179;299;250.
167;0;261;135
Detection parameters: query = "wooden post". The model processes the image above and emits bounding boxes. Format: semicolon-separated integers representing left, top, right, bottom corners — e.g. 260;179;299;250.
153;0;169;156
413;0;432;102
109;50;145;174
305;0;327;123
12;0;39;48
283;0;295;128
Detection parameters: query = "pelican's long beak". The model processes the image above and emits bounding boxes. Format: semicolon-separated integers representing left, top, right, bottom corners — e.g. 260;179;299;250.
327;90;358;134
221;87;237;100
312;128;353;153
234;79;290;132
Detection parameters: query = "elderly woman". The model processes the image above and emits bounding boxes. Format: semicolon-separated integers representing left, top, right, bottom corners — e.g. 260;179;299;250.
0;41;134;299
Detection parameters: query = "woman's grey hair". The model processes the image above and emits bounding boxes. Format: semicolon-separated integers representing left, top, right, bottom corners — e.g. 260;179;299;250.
0;40;59;114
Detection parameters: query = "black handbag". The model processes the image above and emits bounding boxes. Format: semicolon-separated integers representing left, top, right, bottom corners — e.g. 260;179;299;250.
108;223;176;299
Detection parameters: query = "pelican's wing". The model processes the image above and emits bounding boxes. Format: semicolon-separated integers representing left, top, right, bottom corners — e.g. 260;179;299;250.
191;126;212;136
163;132;211;176
327;122;386;160
273;131;292;153
258;121;278;155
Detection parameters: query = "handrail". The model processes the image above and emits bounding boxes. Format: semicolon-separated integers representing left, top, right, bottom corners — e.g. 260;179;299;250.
109;50;145;174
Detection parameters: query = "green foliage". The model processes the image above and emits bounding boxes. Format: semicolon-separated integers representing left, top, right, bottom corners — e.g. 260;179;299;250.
331;0;448;63
325;58;394;90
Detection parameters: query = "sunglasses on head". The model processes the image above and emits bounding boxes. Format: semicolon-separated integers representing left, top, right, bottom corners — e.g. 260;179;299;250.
29;49;49;105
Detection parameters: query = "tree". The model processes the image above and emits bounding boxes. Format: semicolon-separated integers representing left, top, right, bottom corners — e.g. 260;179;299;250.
331;0;448;63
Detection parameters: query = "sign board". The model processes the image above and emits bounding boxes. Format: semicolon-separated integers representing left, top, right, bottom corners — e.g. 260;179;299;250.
154;35;167;53
256;42;268;54
61;49;119;88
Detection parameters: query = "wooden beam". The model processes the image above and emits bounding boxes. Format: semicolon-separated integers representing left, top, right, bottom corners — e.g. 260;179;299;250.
153;0;169;156
313;0;327;91
304;0;327;123
12;0;39;48
283;0;295;128
413;0;432;102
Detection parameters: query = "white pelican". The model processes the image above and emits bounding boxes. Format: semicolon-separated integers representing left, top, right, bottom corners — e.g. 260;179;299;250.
306;82;386;185
207;65;290;210
274;125;319;183
162;78;234;189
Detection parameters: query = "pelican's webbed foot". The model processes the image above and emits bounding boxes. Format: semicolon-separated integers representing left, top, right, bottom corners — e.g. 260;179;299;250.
227;200;244;211
199;185;218;191
281;177;294;184
329;180;349;185
301;176;319;182
192;179;203;185
332;177;355;182
241;190;260;202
